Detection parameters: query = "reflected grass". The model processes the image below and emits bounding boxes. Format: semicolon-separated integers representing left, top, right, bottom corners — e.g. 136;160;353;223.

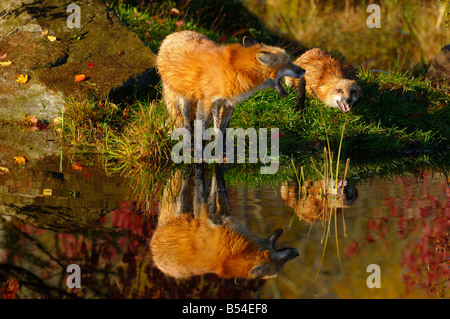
289;110;350;280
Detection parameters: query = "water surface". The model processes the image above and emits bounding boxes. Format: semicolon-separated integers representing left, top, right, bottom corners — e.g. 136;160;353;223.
0;157;448;299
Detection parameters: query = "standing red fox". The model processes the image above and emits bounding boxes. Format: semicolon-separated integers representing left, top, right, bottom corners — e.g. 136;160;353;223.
156;31;305;134
285;48;361;113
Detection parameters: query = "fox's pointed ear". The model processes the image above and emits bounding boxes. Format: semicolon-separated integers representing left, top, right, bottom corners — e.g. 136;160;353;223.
243;36;259;48
256;51;275;66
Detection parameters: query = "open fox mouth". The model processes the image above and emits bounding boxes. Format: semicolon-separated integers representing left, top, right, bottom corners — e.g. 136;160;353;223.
337;101;351;113
274;77;288;97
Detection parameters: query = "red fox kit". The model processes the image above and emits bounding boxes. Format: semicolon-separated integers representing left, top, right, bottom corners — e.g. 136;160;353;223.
285;48;361;113
156;31;305;134
150;166;299;279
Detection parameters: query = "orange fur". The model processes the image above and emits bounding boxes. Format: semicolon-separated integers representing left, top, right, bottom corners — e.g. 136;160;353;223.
150;167;299;279
281;179;358;224
285;48;361;113
151;212;273;278
156;31;304;130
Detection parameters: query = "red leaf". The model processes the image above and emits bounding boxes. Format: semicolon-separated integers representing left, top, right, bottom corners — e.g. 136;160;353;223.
176;19;184;28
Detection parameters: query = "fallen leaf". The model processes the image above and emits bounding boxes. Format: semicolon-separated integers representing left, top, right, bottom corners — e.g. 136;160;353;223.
43;189;52;196
0;166;10;174
47;35;57;42
176;19;184;28
41;29;49;36
16;74;28;84
0;61;12;66
53;117;62;126
0;53;7;59
170;8;180;16
1;278;19;299
74;74;86;82
13;156;26;164
72;162;83;170
19;115;39;128
88;62;94;69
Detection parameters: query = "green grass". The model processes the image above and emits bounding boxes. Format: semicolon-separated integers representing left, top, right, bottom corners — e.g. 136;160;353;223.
105;0;274;53
62;1;449;179
63;97;175;170
231;68;449;160
107;1;226;53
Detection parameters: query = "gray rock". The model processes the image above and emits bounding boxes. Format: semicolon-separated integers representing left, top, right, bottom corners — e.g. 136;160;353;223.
0;0;156;122
425;45;450;85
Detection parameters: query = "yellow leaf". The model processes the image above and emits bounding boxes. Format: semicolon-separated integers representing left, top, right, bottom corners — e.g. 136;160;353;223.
0;166;10;174
16;74;28;84
43;189;52;196
0;61;12;66
47;35;57;42
53;117;62;125
13;156;26;164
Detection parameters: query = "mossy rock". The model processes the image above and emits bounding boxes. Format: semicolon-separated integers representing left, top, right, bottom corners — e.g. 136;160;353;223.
426;45;450;85
0;0;156;122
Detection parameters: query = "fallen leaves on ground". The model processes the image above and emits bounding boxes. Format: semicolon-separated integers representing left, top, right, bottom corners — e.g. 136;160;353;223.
1;278;19;299
176;19;184;28
72;162;83;170
53;117;62;126
0;166;10;174
170;8;180;16
47;35;57;42
75;74;86;82
16;74;28;84
13;156;26;165
0;61;13;66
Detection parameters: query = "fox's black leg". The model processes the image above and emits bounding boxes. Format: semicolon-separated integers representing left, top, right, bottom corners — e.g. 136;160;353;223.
294;77;306;112
193;164;206;217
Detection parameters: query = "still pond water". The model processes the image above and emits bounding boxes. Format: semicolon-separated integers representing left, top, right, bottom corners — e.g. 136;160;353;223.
0;156;448;299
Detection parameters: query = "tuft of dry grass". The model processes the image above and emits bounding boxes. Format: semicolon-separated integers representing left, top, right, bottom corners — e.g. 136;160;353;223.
63;97;174;171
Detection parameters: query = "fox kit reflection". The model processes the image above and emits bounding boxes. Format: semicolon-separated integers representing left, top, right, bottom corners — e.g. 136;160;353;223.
285;48;361;113
281;179;358;224
150;166;299;279
156;31;305;133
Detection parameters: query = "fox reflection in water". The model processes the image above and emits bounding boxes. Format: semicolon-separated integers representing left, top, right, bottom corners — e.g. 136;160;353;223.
281;178;358;224
150;165;299;280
